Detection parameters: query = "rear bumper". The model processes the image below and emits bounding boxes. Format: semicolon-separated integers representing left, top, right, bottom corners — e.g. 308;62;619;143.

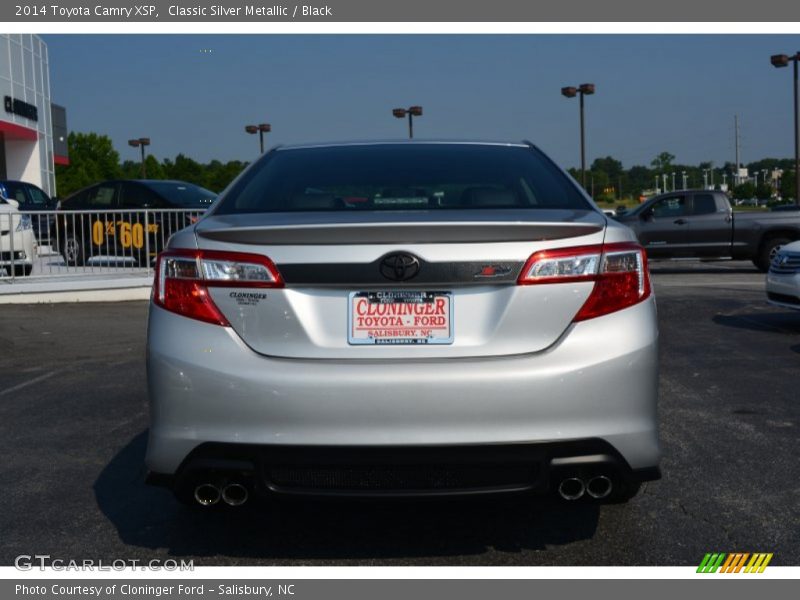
147;440;661;498
146;296;660;482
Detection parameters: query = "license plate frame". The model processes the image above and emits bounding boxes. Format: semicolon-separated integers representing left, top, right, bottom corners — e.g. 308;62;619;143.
347;290;454;345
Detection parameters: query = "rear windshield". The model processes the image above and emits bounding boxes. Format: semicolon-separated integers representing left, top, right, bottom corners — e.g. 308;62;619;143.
145;181;216;208
214;144;590;214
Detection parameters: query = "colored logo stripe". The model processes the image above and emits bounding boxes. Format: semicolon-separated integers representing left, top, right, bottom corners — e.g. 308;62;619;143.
697;553;726;573
697;553;773;573
745;553;773;573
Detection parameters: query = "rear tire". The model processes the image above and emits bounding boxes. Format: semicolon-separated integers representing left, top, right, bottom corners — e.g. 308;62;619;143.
755;236;791;272
61;233;88;267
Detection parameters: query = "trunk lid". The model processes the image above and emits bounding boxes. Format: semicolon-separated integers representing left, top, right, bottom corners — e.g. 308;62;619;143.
195;209;607;359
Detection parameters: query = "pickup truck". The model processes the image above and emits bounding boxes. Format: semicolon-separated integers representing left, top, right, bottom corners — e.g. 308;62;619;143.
614;190;800;271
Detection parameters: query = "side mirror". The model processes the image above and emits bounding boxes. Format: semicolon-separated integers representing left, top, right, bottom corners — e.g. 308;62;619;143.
641;208;654;221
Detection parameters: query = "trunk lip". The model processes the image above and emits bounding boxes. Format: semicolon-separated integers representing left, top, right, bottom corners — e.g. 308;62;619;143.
197;208;604;228
195;209;606;246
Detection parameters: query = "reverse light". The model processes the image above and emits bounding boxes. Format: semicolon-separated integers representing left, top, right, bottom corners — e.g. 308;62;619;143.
153;249;283;325
518;242;651;321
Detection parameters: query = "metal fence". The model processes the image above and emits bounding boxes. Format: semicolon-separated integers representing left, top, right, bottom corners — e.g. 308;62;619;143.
0;208;204;282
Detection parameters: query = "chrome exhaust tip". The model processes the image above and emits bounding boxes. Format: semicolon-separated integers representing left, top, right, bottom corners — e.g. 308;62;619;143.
586;475;613;499
557;477;586;500
221;482;249;507
193;483;221;506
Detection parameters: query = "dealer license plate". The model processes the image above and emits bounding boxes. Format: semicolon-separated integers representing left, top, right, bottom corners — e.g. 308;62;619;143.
348;291;454;345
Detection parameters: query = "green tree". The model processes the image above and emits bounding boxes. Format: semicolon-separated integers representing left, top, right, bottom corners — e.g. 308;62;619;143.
162;154;205;187
591;156;624;180
119;159;141;179
55;132;121;197
732;181;756;200
780;170;797;201
142;154;165;180
203;160;248;192
627;165;654;197
755;183;773;199
650;151;676;172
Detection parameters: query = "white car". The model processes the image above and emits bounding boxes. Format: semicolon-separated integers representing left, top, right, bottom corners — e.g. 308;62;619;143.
766;240;800;310
0;195;35;277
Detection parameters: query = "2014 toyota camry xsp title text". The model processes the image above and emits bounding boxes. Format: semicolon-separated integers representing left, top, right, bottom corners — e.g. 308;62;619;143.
145;141;660;508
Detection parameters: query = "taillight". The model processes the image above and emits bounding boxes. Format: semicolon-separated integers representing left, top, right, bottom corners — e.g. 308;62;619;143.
518;242;651;321
153;249;283;325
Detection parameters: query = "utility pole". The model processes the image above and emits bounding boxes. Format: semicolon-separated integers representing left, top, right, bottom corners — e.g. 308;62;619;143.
734;114;741;185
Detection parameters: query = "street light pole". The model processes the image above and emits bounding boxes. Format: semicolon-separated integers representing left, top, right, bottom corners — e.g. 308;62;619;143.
245;123;271;153
127;137;151;178
794;52;800;206
771;52;800;205
392;106;423;139
561;84;596;190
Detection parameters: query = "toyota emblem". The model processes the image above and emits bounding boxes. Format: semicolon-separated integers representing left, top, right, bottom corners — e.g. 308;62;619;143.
379;252;421;281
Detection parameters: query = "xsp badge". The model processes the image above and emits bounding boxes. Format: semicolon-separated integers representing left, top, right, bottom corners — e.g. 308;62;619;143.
229;291;267;306
475;264;513;278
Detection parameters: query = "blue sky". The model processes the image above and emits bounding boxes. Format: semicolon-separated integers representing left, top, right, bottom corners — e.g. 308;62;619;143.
44;34;800;169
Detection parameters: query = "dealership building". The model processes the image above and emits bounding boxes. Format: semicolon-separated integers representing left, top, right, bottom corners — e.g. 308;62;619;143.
0;33;68;198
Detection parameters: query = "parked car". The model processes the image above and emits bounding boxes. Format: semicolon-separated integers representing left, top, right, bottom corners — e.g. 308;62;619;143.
53;179;216;266
0;180;57;243
771;203;800;212
145;140;661;508
0;195;36;277
614;190;800;271
766;240;800;310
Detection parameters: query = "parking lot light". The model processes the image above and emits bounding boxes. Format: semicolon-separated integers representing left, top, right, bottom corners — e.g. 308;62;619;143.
770;51;800;206
561;83;596;189
392;106;423;139
245;123;271;154
127;137;151;179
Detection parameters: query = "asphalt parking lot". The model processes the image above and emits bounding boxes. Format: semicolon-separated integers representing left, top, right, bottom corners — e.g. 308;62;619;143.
0;260;798;566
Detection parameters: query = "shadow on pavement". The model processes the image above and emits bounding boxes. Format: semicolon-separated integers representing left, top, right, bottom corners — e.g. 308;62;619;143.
712;312;800;335
94;432;601;563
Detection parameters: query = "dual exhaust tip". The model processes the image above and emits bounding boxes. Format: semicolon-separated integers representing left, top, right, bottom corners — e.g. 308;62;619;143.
193;482;249;507
557;475;613;501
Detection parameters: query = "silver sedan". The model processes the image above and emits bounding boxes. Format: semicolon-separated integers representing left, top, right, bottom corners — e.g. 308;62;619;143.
145;141;660;508
767;240;800;310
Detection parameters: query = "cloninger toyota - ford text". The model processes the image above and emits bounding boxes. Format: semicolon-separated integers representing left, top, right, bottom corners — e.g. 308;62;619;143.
145;141;660;508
